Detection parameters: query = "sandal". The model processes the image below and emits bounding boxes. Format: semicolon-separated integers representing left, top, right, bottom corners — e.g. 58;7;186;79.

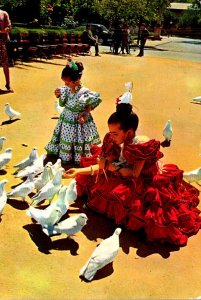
5;84;14;93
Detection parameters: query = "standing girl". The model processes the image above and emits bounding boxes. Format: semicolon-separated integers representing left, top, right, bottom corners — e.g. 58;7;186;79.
45;59;102;165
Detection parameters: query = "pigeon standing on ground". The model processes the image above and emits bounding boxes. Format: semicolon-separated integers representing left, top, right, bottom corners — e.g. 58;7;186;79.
50;158;62;176
15;154;46;178
46;185;69;217
0;137;6;151
43;213;88;237
0;179;8;215
40;185;69;235
7;173;35;201
33;162;53;192
161;120;173;147
183;167;201;184
54;100;64;115
14;147;39;173
79;228;122;282
0;148;12;170
5;103;21;120
31;167;64;206
192;96;201;103
26;205;62;231
65;178;77;205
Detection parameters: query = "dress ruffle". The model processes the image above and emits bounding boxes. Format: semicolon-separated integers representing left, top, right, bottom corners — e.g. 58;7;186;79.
77;136;201;246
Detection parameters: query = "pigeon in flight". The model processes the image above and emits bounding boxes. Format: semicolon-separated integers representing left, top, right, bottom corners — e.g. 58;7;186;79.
5;103;21;120
79;228;122;281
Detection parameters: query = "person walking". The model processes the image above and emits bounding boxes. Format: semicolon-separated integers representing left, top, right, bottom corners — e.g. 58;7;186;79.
45;59;102;165
81;25;100;56
137;23;149;57
0;9;13;92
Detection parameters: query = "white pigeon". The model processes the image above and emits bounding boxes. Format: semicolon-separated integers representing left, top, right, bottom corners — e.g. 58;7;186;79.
0;137;6;151
161;120;173;147
31;167;64;206
192;96;201;103
79;228;122;281
7;173;35;201
50;158;62;176
65;178;77;205
183;167;201;184
5;103;21;120
15;154;46;178
0;148;12;170
0;179;8;215
118;82;133;105
14;147;39;172
163;120;172;141
41;185;69;235
26;205;62;230
46;185;69;216
33;162;53;192
54;100;64;115
43;213;88;237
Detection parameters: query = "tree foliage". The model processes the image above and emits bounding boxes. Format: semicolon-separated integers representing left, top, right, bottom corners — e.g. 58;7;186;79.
1;0;200;29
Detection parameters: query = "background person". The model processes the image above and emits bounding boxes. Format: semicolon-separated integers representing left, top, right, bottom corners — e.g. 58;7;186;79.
81;24;100;56
121;23;129;54
112;21;123;55
0;9;13;92
137;23;149;57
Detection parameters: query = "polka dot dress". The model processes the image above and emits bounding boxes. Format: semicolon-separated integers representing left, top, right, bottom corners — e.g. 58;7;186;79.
45;85;102;164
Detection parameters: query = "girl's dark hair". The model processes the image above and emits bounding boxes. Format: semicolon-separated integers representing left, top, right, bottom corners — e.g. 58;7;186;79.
61;61;84;81
108;103;139;131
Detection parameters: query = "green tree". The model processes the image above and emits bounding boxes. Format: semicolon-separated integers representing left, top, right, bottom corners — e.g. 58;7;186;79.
97;0;171;25
178;0;201;27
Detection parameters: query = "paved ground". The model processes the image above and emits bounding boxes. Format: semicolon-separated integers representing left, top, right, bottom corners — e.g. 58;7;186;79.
0;46;201;300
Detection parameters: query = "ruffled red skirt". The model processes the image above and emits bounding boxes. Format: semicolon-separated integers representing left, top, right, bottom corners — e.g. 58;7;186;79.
76;163;201;246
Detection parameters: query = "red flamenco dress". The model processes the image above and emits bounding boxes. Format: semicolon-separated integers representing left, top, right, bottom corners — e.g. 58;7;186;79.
76;133;201;246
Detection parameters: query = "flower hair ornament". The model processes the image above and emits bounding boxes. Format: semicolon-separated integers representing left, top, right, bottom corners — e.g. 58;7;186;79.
66;58;78;71
116;82;133;105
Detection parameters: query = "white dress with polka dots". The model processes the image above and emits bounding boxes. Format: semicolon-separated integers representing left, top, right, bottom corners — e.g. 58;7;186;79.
45;85;102;164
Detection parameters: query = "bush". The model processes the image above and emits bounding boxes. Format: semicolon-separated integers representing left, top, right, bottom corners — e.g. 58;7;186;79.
10;24;86;42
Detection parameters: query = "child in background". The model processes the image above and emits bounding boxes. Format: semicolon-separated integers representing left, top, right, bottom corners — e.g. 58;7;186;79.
45;59;102;165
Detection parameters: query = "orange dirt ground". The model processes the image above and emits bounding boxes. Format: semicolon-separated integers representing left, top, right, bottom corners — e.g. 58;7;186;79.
0;53;201;300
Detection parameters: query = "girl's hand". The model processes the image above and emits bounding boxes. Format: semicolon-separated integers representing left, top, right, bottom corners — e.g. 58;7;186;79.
62;168;78;179
55;88;61;98
77;112;87;124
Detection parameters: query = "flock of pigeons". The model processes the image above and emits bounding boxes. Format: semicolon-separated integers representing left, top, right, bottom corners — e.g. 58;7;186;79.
0;103;123;282
0;99;200;282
